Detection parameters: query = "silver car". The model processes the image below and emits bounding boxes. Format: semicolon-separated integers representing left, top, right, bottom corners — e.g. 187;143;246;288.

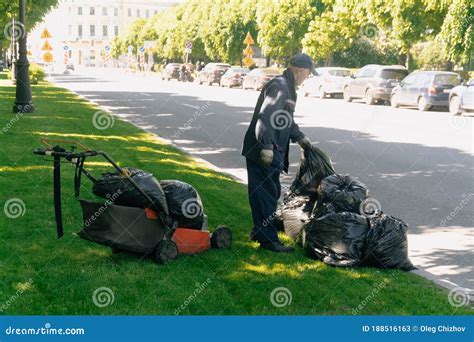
449;79;474;115
302;67;351;98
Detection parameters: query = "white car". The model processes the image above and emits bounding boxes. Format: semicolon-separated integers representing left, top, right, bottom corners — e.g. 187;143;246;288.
302;67;351;98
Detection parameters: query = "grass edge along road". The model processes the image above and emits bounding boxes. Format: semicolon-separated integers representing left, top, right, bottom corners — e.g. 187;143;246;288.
0;74;471;315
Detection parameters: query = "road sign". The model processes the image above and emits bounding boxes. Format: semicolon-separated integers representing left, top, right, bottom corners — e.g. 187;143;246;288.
43;52;53;63
41;41;53;51
244;32;254;45
128;45;133;53
185;41;193;49
41;28;52;39
184;48;192;54
63;45;69;51
139;47;145;53
104;45;111;52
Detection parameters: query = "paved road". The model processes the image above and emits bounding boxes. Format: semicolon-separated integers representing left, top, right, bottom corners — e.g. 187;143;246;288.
49;68;473;291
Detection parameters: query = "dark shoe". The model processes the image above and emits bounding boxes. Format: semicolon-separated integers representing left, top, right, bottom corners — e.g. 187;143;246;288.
259;240;294;253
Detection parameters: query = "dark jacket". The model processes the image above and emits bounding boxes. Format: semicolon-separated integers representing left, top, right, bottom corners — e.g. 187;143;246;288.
241;69;305;173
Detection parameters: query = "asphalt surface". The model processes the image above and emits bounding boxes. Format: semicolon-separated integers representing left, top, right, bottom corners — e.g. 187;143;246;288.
49;68;473;292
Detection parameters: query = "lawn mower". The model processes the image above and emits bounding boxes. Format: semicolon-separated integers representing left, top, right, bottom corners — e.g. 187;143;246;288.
33;139;232;264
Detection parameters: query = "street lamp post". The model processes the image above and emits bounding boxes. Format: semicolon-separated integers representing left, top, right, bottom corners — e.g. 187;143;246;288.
13;0;35;113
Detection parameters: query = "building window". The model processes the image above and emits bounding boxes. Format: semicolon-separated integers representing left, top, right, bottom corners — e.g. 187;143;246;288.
114;8;118;16
102;7;107;16
114;26;119;36
128;8;131;16
78;25;83;37
146;9;149;18
78;7;82;15
90;7;95;15
136;9;140;17
102;25;108;37
90;25;95;37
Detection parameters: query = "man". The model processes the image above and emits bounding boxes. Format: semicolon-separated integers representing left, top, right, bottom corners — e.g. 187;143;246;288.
241;53;316;253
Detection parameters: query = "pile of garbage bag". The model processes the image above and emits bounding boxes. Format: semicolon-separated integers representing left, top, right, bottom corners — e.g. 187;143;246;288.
92;169;205;230
277;145;414;271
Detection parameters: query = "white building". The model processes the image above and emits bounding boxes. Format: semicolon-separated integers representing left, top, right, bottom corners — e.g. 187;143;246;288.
29;0;182;67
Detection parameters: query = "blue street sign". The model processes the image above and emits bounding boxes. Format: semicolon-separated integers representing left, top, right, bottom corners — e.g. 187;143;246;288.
104;45;111;52
63;45;69;51
128;45;133;53
139;47;145;53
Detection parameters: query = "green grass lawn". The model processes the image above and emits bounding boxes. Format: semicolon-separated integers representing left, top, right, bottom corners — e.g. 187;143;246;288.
0;73;471;315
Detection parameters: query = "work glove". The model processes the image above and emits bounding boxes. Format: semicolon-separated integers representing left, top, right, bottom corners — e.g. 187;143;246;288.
297;136;312;150
260;149;273;167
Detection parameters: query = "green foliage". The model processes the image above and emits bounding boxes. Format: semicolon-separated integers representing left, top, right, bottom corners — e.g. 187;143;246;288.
257;0;322;63
0;0;58;49
436;0;474;65
107;0;472;70
28;62;45;84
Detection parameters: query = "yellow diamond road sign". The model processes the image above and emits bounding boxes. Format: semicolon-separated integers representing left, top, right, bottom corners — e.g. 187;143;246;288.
41;28;52;39
41;41;53;51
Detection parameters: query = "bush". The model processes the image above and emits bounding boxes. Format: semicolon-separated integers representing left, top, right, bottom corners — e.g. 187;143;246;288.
6;62;46;85
29;63;45;84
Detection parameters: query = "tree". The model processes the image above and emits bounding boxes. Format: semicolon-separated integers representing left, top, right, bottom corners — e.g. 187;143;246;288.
0;0;59;49
257;0;322;63
436;0;473;67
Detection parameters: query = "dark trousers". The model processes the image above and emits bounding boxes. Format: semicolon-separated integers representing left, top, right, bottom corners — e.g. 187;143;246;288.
246;158;281;242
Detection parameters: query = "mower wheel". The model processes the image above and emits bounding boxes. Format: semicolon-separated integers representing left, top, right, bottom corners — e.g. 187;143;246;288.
154;240;179;264
211;226;232;249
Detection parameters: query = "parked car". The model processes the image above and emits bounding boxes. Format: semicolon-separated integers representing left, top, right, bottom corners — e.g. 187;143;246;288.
161;63;181;81
391;71;463;111
196;63;231;85
343;64;408;105
448;79;474;115
302;67;351;98
242;68;281;91
220;66;250;88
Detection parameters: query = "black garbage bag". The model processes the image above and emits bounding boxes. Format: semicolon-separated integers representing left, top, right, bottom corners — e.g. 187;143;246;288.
159;180;204;229
362;212;415;271
92;168;169;214
289;145;336;199
275;194;315;239
304;208;369;267
317;174;368;213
